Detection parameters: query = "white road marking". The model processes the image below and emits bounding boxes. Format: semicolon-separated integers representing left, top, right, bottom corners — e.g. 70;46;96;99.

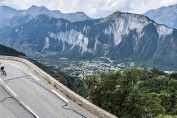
0;79;4;84
51;90;69;103
9;63;20;69
5;85;17;97
20;101;40;118
31;75;40;81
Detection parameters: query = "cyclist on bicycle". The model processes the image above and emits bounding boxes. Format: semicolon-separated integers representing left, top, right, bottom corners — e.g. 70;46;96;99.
0;63;5;75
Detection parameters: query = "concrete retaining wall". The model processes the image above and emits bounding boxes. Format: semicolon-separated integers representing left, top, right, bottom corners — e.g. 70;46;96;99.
0;56;117;118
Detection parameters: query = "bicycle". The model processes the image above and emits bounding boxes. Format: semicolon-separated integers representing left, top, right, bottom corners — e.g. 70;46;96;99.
1;67;6;76
1;70;6;76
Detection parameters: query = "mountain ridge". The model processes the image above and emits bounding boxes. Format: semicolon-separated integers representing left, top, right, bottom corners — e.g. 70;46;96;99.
144;4;177;29
0;5;92;28
0;11;176;69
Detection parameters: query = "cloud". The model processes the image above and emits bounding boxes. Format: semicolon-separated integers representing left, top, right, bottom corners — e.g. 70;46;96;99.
0;0;177;18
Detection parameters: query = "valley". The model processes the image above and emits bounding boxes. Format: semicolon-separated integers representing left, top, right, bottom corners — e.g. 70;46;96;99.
36;57;136;78
1;3;177;117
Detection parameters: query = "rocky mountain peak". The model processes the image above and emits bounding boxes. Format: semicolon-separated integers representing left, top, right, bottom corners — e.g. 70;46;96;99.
27;5;49;11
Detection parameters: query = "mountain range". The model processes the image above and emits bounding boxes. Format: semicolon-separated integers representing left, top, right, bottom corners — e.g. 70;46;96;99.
0;5;91;28
0;8;177;69
145;4;177;29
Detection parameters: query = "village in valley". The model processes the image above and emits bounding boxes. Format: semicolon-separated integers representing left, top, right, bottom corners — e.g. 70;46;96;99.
38;57;136;78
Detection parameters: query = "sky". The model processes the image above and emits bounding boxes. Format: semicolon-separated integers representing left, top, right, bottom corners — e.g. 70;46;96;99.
0;0;177;18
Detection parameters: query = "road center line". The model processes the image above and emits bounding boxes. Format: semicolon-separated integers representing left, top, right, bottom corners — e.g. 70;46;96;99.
5;85;17;97
51;90;69;103
20;101;40;118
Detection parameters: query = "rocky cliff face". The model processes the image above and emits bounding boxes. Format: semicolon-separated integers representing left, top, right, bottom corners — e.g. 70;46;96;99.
0;11;177;68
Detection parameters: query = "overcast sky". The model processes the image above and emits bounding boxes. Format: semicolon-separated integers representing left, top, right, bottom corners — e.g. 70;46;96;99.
0;0;177;18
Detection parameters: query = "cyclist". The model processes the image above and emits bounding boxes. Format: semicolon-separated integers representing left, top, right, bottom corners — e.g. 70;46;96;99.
0;63;6;75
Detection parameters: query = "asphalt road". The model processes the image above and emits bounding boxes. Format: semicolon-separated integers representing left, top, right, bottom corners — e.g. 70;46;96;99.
0;59;97;118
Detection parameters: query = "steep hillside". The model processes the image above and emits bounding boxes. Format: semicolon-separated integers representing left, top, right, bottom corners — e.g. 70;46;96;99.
82;68;177;117
145;4;177;29
0;6;18;28
0;43;25;56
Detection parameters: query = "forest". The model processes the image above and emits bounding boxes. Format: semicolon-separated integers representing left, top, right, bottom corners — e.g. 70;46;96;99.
76;68;177;118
